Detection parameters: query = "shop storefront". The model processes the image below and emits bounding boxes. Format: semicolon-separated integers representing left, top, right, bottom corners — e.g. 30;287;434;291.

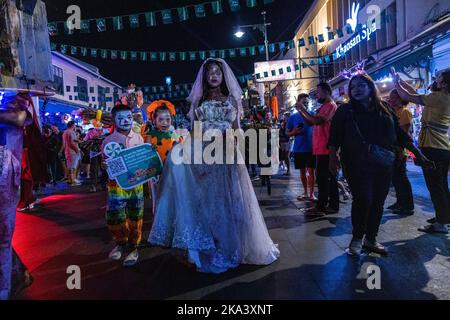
291;0;450;141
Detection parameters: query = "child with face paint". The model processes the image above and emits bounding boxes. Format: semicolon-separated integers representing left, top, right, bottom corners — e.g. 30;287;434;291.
145;101;182;214
145;101;181;163
101;104;145;267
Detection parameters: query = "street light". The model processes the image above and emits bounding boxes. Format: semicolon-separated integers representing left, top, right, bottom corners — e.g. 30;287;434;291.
234;30;245;38
234;11;271;61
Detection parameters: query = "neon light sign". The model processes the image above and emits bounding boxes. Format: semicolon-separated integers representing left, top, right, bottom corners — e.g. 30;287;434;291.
335;2;378;59
346;3;360;33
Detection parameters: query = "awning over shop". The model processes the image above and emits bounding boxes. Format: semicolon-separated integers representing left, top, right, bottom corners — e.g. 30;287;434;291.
431;32;450;73
370;45;433;81
39;97;86;114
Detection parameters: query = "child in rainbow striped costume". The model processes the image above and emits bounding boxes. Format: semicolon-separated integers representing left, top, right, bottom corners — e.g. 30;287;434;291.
101;104;144;267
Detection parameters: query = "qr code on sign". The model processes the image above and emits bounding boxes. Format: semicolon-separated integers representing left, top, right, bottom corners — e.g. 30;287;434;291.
106;156;128;178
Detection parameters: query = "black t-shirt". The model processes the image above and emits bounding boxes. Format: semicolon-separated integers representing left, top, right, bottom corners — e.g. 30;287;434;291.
328;102;412;164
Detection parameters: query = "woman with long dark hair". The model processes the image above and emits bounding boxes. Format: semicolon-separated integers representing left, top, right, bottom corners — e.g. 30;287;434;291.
328;74;431;256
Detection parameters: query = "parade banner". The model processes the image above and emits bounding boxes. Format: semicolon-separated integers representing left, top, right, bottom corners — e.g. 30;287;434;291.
104;143;163;190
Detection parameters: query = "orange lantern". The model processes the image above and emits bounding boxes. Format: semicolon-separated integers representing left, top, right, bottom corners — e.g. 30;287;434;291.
271;96;279;119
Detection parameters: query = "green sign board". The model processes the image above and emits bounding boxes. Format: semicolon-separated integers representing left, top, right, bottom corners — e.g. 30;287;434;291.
104;143;163;190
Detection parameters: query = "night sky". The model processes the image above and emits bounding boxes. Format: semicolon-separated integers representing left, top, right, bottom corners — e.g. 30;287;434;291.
43;0;313;88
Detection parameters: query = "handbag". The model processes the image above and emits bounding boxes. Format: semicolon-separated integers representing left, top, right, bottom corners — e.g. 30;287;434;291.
350;109;396;168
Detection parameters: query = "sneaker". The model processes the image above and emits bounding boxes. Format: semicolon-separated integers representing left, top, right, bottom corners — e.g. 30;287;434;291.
17;203;36;213
391;208;414;216
123;249;139;267
387;203;400;211
418;223;449;235
309;195;318;202
363;239;388;256
297;194;308;201
304;207;326;217
89;185;97;193
427;218;436;224
108;245;125;261
347;238;363;256
70;181;82;186
17;206;31;213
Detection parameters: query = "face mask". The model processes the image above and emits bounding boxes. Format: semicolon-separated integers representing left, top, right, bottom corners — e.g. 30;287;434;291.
114;110;133;131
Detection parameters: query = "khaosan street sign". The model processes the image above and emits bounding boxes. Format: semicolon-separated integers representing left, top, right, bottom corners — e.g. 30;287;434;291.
335;2;378;59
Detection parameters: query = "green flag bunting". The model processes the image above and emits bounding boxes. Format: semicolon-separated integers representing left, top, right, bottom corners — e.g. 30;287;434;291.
129;15;140;29
212;0;223;14
195;4;206;18
48;22;58;36
247;0;257;7
177;7;189;21
80;20;90;33
145;12;157;27
113;16;123;30
64;23;74;35
229;0;240;12
96;18;106;32
161;10;173;24
53;40;337;63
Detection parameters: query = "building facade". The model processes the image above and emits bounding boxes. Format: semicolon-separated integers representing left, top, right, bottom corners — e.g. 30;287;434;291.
287;0;450;103
39;52;124;128
49;51;124;112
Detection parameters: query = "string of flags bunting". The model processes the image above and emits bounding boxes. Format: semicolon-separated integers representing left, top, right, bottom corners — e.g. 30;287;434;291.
51;40;340;62
48;0;275;35
51;14;387;63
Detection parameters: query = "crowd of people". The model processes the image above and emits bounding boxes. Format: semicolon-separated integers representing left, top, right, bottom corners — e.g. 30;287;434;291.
1;60;449;300
276;69;449;256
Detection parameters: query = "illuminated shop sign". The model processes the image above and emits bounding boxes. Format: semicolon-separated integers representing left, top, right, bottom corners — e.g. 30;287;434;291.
335;2;378;59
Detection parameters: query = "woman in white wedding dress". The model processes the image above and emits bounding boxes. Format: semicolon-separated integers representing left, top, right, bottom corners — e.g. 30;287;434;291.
148;58;280;274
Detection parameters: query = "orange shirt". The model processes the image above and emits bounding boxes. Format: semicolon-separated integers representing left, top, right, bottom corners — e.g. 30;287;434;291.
145;130;182;163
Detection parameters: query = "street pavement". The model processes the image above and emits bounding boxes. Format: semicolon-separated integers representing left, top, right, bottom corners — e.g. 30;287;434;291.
13;163;450;300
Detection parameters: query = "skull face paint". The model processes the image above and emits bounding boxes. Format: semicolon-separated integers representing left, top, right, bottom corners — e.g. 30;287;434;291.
206;63;223;88
114;110;133;131
155;110;172;132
